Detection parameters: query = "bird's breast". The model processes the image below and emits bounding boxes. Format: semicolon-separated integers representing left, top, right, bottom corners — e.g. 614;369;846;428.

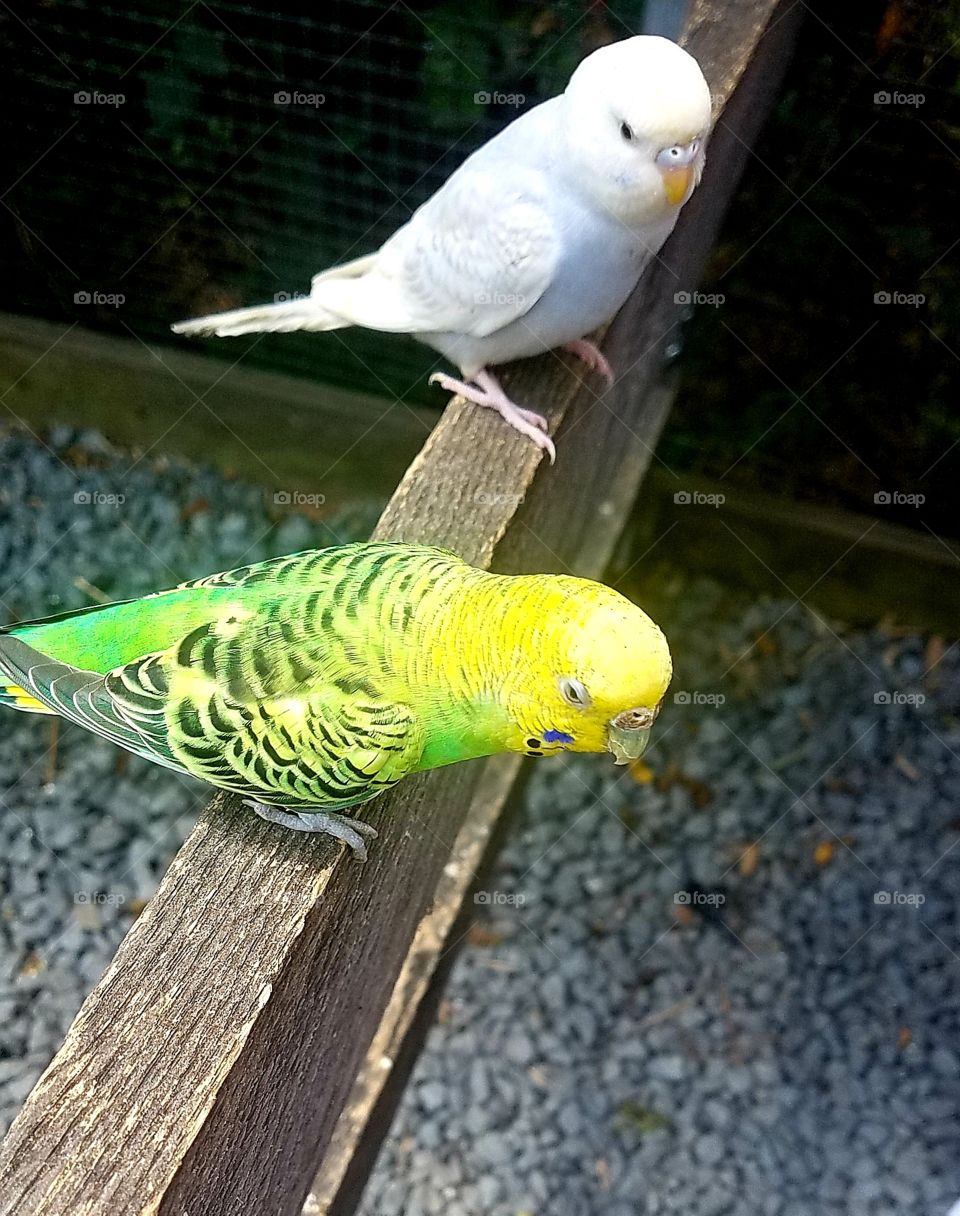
425;215;647;374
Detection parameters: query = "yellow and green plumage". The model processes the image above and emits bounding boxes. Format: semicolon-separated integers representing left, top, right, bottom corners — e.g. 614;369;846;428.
0;542;671;857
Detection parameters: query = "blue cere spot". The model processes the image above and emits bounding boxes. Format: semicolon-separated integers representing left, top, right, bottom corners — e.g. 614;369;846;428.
543;729;574;744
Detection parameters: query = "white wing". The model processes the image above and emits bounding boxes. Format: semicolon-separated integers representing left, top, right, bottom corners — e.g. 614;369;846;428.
310;166;560;338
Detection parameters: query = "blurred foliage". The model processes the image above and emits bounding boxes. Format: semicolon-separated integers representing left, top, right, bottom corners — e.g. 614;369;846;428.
0;0;650;399
418;0;645;131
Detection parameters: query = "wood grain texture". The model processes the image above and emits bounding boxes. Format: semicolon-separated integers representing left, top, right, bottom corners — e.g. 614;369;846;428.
0;4;799;1214
304;753;525;1216
310;7;804;1211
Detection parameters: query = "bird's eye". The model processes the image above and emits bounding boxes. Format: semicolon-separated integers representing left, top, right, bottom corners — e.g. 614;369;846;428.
559;677;591;708
620;121;634;142
656;139;701;168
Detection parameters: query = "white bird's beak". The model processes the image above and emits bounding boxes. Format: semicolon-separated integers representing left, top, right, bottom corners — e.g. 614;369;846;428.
659;164;694;206
607;706;658;765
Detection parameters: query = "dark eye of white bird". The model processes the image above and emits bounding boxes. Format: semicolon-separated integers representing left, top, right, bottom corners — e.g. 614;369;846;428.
559;677;591;708
620;121;634;142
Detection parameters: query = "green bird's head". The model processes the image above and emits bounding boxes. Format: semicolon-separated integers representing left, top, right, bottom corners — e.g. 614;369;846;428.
494;575;673;764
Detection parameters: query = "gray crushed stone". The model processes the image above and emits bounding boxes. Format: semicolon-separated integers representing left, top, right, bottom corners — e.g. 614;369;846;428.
0;425;957;1216
358;579;960;1216
0;423;376;1133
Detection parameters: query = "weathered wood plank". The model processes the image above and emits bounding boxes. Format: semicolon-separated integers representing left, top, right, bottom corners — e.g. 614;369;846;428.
303;752;527;1216
0;5;799;1214
0;311;433;503
308;5;804;1212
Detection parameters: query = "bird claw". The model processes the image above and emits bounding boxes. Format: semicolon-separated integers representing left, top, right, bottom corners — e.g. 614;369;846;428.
429;369;556;463
244;799;378;860
563;340;615;388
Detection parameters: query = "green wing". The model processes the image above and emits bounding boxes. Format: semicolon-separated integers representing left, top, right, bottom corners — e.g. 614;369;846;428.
0;543;443;808
0;636;185;773
0;615;422;809
106;637;424;809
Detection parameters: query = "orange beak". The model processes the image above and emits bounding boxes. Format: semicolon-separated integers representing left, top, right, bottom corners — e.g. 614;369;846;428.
660;165;694;206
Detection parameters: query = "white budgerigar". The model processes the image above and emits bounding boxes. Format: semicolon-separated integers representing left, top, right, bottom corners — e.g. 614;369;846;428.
172;36;712;461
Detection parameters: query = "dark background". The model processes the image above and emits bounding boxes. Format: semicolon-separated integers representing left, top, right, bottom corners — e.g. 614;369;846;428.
0;0;957;530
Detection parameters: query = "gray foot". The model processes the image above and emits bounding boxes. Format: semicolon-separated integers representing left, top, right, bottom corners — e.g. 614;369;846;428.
244;800;379;861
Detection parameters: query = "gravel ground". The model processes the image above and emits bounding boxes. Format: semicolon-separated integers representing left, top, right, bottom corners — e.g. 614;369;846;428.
0;423;376;1131
358;578;960;1216
0;425;958;1216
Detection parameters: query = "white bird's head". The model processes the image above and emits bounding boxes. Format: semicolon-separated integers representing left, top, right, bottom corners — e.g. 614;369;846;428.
561;36;712;228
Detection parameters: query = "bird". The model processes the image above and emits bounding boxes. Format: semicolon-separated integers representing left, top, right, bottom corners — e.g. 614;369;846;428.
0;542;672;859
171;36;712;462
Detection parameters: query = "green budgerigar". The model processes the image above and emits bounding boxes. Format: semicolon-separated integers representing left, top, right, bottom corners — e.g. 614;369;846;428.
0;543;672;858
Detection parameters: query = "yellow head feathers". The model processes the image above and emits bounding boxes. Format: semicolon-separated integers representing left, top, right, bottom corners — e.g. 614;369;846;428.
486;574;672;762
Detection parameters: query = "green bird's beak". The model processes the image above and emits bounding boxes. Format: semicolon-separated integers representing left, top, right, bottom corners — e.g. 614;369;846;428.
607;706;658;765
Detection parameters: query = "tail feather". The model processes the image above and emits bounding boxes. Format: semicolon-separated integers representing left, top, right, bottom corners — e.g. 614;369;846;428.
0;632;58;715
171;251;408;339
172;252;384;339
171;296;347;339
0;681;57;715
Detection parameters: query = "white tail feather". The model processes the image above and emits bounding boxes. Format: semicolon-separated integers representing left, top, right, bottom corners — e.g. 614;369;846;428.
171;296;347;338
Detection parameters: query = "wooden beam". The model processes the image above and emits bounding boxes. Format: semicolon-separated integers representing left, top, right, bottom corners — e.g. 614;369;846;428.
628;468;960;633
309;6;804;1213
0;5;799;1214
0;311;432;504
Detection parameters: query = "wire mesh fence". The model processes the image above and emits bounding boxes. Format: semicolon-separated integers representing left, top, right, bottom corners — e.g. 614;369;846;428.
0;0;653;402
663;0;960;530
1;0;958;531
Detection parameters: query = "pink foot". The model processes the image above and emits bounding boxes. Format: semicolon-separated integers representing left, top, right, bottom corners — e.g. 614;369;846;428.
428;368;556;464
563;340;615;387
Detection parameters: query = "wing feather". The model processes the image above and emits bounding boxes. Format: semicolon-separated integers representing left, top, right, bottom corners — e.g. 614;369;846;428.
0;544;439;809
309;169;559;338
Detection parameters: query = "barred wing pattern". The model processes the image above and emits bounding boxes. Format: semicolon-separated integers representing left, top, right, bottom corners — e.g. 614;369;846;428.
0;544;466;810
